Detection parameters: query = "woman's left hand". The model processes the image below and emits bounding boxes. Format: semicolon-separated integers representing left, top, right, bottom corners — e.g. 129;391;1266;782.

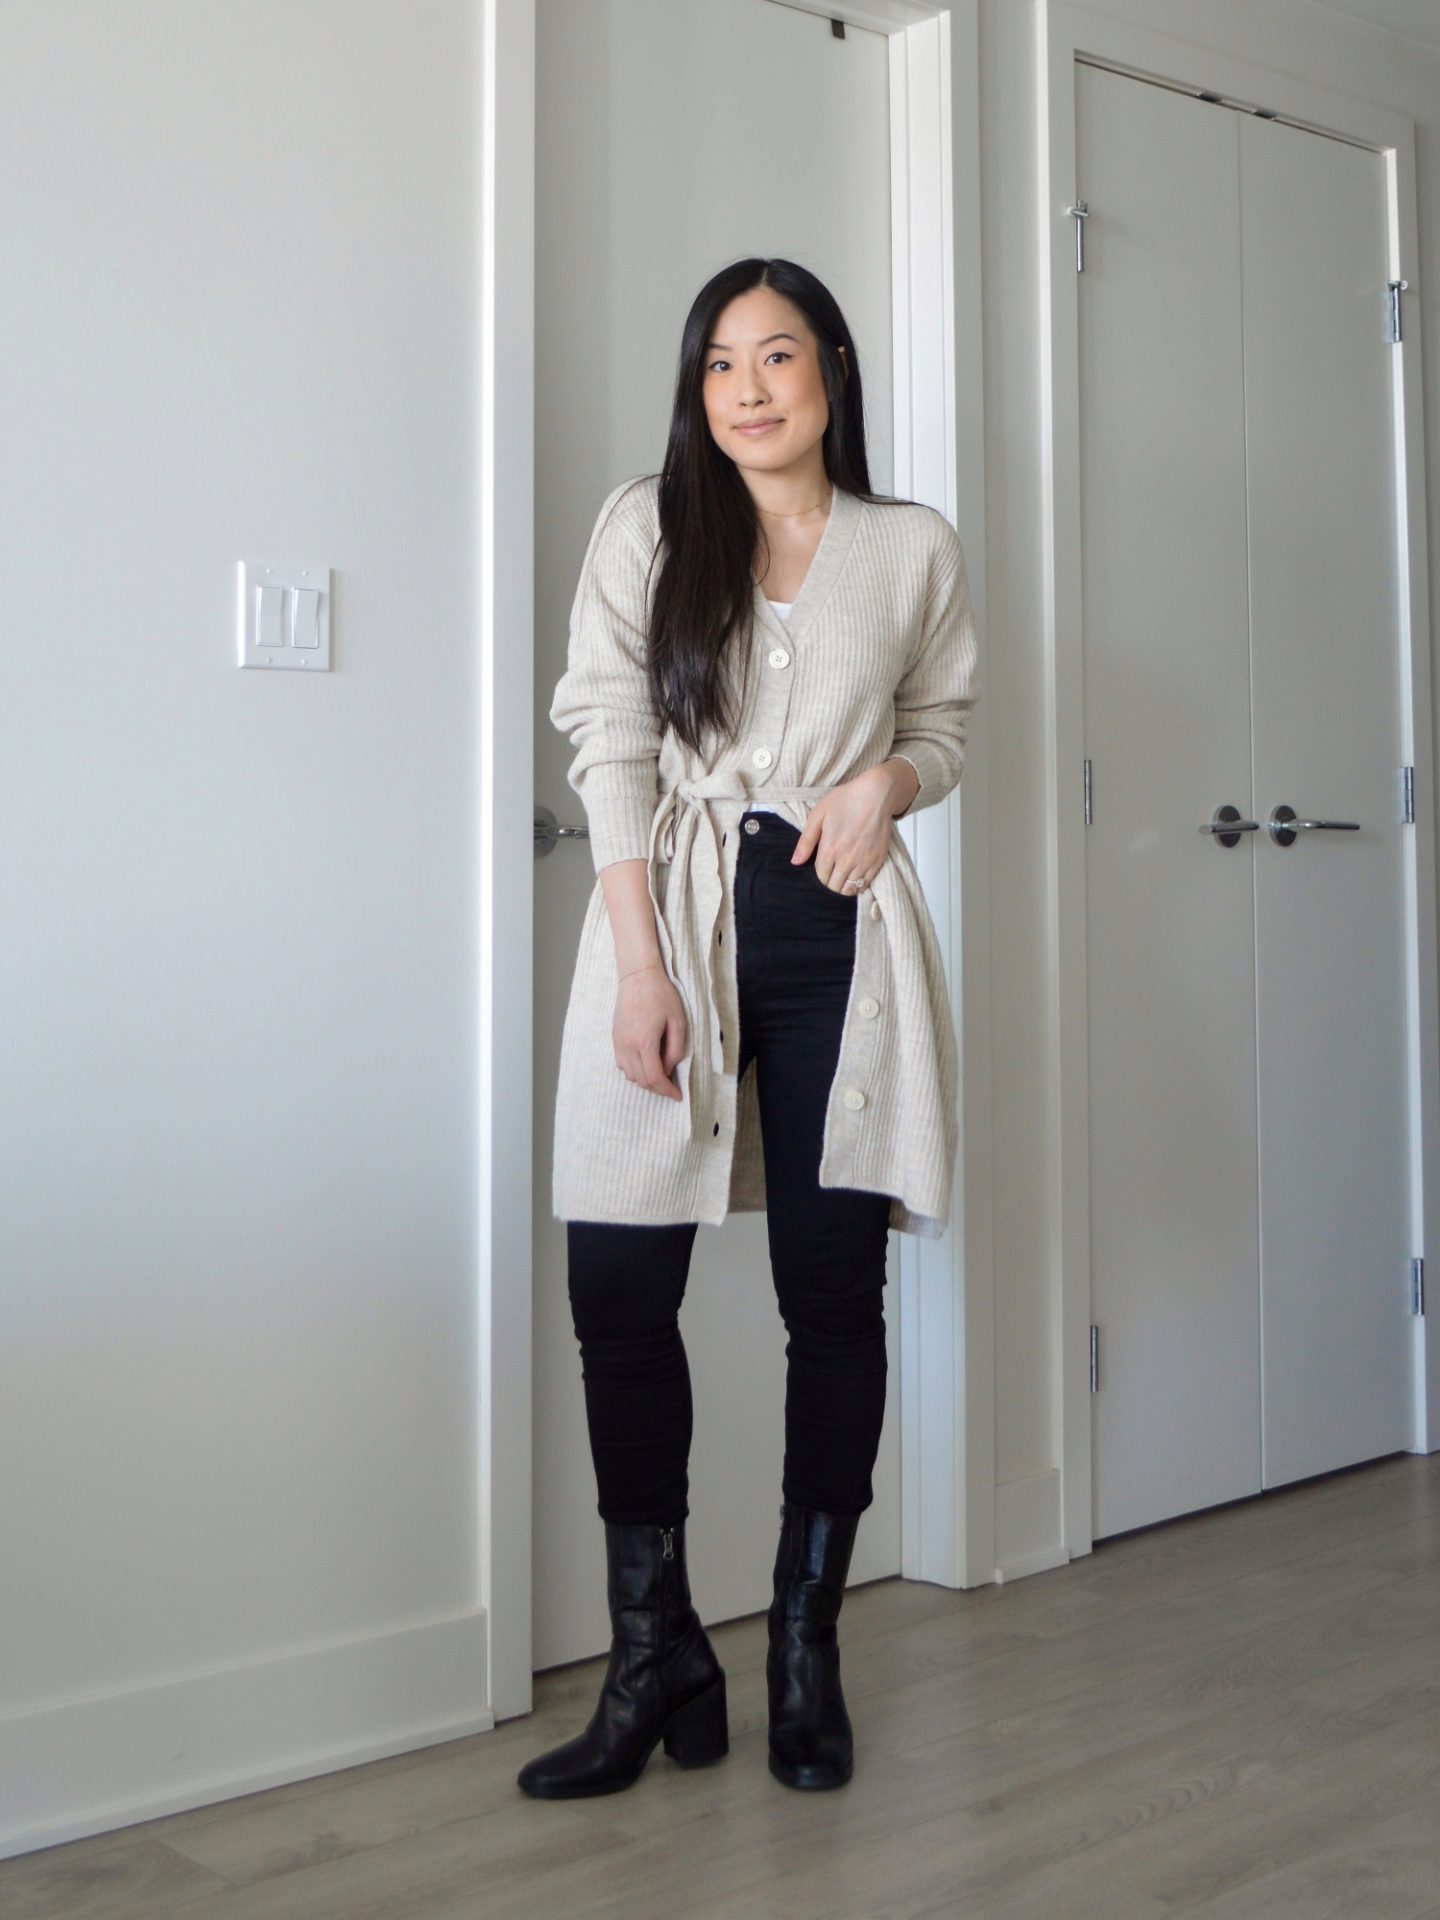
791;760;918;894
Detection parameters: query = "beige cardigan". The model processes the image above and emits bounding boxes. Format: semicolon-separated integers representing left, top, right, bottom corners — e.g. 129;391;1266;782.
548;474;980;1238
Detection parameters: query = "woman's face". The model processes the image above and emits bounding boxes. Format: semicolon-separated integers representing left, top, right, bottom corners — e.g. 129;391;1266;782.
701;286;834;481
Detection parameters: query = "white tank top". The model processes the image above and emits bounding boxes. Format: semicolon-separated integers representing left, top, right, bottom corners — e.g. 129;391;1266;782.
750;601;793;814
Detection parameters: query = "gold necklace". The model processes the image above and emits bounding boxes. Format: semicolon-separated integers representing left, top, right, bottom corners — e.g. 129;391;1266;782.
756;487;833;519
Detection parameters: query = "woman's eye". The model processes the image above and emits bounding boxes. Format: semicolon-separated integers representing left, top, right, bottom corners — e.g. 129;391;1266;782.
706;352;791;373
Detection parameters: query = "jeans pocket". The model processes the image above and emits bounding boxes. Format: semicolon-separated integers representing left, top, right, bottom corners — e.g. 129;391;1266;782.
775;857;859;938
799;851;860;909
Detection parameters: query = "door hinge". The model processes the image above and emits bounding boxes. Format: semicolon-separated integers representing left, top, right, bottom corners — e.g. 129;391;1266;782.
1090;1324;1099;1391
1413;1256;1425;1316
1066;199;1090;273
1403;765;1415;824
1388;279;1409;344
1084;757;1093;825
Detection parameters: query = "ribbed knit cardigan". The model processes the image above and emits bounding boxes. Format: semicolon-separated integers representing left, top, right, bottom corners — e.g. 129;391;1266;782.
548;473;980;1238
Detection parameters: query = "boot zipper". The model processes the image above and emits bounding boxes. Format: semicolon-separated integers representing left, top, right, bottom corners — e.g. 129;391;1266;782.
659;1526;674;1693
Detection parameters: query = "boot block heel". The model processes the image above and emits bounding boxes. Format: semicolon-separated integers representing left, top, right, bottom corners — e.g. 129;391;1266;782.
661;1671;729;1767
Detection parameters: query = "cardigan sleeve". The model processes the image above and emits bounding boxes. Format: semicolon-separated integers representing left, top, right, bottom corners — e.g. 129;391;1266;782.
549;483;662;873
887;516;980;818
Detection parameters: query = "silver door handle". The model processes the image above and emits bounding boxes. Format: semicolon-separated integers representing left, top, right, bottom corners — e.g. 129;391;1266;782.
1198;806;1258;848
536;804;590;857
1269;804;1359;847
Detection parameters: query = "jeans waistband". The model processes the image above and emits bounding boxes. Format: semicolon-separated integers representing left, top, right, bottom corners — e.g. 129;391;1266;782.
737;808;809;856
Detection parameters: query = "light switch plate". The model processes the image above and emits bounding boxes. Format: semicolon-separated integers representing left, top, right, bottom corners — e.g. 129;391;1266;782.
237;561;332;670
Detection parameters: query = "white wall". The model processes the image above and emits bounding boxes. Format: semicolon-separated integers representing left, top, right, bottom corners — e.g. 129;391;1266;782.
0;0;489;1855
976;0;1440;1523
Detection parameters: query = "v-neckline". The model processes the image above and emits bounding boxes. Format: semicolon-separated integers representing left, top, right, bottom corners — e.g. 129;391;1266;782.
752;483;862;648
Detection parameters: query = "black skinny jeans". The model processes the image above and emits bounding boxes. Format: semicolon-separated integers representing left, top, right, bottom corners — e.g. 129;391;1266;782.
566;806;893;1525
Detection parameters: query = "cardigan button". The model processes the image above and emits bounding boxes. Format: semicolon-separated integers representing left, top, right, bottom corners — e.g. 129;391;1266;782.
843;1088;866;1111
767;646;790;669
869;899;881;920
751;746;773;768
857;997;879;1019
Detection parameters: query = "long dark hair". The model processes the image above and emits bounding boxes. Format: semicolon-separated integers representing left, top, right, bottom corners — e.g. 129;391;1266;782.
625;257;916;758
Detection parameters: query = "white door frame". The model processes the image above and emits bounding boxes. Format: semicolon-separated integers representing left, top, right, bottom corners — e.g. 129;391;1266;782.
1038;0;1440;1564
479;0;992;1721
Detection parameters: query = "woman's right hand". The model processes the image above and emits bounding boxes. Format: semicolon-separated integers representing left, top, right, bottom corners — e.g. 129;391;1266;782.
614;961;688;1101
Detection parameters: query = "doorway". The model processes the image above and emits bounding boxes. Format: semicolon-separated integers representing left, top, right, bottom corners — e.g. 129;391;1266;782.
483;0;990;1709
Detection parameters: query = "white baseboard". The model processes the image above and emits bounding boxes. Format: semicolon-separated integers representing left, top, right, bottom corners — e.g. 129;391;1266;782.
0;1606;492;1862
993;1467;1074;1582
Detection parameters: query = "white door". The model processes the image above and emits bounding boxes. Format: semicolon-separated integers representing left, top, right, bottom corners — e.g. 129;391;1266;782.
1240;111;1412;1488
1077;64;1414;1541
533;0;898;1666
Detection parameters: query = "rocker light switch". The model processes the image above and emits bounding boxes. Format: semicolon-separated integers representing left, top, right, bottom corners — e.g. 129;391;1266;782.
290;586;320;649
237;562;333;670
257;583;285;648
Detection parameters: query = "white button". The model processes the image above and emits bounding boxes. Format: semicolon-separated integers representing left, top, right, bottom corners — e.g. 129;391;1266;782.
768;647;790;669
843;1088;866;1111
870;899;881;920
751;746;773;768
858;997;879;1018
744;818;760;834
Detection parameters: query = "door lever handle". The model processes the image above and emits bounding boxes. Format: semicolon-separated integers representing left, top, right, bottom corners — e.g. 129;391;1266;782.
536;804;591;858
1268;804;1359;847
1198;806;1259;848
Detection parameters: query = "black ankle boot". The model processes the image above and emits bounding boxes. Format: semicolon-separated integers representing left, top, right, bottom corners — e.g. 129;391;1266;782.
516;1517;729;1798
766;1499;861;1790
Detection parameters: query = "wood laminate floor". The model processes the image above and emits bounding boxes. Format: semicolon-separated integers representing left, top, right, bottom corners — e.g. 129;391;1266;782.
5;1454;1439;1919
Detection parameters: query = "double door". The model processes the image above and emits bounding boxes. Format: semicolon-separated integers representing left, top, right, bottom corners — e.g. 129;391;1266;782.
1078;63;1415;1540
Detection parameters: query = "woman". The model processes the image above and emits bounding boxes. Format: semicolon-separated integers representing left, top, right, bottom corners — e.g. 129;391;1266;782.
520;258;980;1800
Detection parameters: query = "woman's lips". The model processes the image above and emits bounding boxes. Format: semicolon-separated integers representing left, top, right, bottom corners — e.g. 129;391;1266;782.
736;420;782;436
